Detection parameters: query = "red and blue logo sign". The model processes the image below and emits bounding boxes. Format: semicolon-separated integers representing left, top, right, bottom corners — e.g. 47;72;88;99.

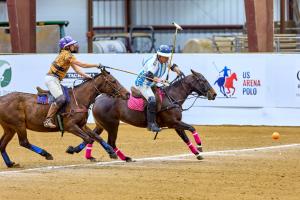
214;66;238;98
213;65;261;97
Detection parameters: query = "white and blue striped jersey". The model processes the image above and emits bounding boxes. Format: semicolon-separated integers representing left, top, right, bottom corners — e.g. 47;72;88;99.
135;55;169;87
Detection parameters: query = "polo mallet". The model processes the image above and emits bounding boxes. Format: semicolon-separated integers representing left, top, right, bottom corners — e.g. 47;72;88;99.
166;22;183;81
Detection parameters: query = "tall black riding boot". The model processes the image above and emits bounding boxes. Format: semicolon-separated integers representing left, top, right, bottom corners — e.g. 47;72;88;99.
147;97;160;132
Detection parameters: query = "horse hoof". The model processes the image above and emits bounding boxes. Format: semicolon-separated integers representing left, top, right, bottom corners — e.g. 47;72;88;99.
125;157;133;162
197;145;203;152
66;146;75;154
87;157;97;162
7;162;21;168
109;153;118;159
196;154;204;160
45;153;54;160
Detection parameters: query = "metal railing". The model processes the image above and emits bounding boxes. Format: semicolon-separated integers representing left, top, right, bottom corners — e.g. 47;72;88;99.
211;34;300;53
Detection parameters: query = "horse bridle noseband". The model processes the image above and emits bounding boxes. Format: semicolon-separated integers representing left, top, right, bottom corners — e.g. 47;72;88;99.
94;73;122;97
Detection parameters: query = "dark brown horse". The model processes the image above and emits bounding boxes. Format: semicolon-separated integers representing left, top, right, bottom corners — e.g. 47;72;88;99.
68;69;216;161
0;68;129;167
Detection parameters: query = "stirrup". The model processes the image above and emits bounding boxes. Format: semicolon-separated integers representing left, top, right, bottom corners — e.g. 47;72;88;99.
147;123;161;132
44;118;56;128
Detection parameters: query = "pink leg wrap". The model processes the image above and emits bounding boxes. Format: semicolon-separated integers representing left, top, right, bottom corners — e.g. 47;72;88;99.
85;143;93;159
114;147;126;161
192;131;202;145
187;142;199;155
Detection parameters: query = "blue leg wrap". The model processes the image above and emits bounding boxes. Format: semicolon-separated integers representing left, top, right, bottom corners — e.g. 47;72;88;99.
73;142;87;153
1;151;13;166
29;144;43;154
99;140;114;154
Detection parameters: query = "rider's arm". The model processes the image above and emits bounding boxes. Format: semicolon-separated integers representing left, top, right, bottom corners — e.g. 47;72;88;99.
171;64;183;76
72;59;98;68
71;64;92;79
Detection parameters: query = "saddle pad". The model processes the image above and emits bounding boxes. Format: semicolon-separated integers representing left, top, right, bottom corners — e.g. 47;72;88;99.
37;85;70;105
127;94;145;111
127;89;164;112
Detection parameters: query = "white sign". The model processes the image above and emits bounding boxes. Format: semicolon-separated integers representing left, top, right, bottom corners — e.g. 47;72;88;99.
0;53;300;126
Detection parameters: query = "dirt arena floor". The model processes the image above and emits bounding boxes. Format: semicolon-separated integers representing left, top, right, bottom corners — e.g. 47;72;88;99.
0;124;299;200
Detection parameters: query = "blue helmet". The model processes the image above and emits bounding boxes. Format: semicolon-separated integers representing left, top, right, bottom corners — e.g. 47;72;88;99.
157;45;171;57
59;36;78;49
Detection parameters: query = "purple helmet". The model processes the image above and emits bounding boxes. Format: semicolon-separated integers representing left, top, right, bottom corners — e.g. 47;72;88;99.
59;36;78;49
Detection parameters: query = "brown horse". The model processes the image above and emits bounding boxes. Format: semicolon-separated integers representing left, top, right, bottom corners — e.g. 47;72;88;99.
68;70;216;161
0;68;129;167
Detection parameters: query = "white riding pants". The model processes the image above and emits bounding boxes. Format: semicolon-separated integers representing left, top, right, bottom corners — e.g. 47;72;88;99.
137;85;155;100
44;75;63;98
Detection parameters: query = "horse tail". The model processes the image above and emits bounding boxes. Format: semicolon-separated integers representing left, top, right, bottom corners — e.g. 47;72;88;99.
214;80;218;85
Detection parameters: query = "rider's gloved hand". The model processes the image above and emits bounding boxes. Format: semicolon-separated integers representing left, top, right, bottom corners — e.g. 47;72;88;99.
178;71;185;77
97;63;103;69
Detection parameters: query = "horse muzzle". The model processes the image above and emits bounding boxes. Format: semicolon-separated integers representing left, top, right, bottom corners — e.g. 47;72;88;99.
207;89;217;100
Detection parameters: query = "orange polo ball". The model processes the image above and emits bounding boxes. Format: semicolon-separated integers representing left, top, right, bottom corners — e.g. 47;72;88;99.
272;132;280;140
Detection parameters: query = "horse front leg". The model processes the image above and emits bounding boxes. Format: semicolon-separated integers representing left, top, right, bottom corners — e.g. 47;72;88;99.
173;121;203;152
175;129;203;160
85;126;117;160
66;126;116;161
232;87;236;95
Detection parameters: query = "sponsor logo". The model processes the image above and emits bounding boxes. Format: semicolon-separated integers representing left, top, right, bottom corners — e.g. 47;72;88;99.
0;60;12;88
61;72;97;87
214;66;238;98
296;70;300;97
242;72;261;96
0;60;12;96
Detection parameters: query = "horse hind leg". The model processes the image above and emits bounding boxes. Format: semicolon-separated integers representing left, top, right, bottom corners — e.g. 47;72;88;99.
0;127;18;167
16;128;53;161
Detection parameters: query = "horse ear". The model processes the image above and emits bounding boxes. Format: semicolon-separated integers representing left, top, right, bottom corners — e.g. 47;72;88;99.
101;68;110;75
191;69;197;75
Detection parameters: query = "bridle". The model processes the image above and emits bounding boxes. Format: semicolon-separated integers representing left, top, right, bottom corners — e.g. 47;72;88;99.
161;74;209;112
97;73;123;98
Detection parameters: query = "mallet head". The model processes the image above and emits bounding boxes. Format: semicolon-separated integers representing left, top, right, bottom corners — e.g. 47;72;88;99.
172;22;183;30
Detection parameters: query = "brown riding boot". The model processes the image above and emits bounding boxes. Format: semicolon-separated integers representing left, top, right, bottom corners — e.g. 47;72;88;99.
43;103;59;128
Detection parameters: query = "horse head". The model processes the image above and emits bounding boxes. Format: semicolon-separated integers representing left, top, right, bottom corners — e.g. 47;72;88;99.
93;68;130;100
190;69;217;100
231;72;237;81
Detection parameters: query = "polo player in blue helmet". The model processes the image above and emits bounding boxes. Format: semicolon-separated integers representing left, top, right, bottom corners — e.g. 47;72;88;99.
135;45;182;132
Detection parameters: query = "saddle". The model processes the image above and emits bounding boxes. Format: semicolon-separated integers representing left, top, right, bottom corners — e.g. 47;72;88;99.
36;86;49;95
127;86;163;112
36;86;70;105
36;86;71;136
130;87;145;99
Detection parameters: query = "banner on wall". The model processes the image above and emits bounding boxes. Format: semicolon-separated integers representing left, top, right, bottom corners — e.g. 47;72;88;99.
0;53;299;126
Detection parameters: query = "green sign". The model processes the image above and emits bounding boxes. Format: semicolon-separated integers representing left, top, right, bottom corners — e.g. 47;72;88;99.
0;60;12;88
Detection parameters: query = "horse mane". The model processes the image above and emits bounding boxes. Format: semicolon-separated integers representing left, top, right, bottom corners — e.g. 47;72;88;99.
73;72;102;88
165;74;190;90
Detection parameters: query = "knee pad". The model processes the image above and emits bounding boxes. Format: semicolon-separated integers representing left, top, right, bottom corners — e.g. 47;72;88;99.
55;95;66;107
148;96;156;104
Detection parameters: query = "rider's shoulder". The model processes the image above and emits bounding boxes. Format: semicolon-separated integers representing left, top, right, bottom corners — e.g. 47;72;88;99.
143;54;156;65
